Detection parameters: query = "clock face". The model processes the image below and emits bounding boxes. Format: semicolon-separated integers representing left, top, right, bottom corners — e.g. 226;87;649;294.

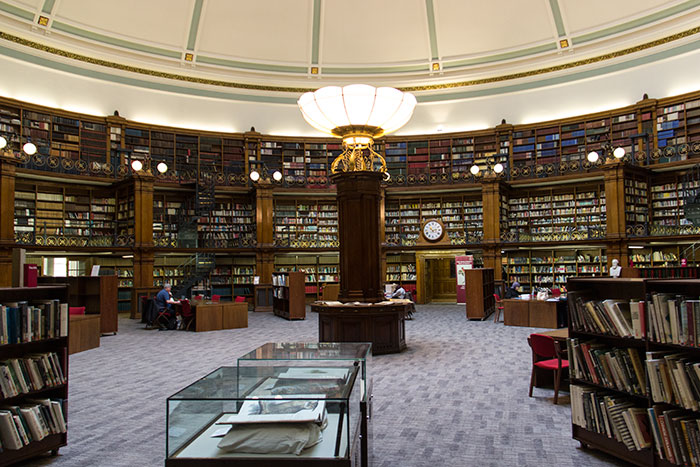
422;220;444;241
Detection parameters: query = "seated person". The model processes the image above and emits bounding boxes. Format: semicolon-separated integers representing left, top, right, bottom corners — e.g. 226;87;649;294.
504;281;521;299
391;284;407;299
155;283;181;327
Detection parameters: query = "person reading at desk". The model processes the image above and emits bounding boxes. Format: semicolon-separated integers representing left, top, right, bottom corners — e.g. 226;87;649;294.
504;281;521;299
391;284;406;299
155;283;181;330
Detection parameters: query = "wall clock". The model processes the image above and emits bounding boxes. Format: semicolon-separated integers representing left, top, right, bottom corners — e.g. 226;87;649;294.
421;219;445;242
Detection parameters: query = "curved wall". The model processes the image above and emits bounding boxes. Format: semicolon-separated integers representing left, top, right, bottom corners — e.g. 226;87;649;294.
0;38;699;137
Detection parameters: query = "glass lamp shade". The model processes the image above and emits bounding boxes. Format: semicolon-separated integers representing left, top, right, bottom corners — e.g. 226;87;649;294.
613;147;626;159
272;170;283;181
493;162;504;174
470;165;480;175
0;136;6;149
298;84;417;138
587;151;599;163
156;162;168;173
23;142;37;155
249;170;260;182
131;159;143;171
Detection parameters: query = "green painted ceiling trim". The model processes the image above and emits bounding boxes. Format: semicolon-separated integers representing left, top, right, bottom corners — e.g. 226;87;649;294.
323;64;429;74
0;1;34;20
425;0;439;61
572;0;700;45
444;42;557;69
186;0;204;51
52;20;181;59
418;38;700;103
0;43;299;104
548;0;566;37
197;55;307;73
41;0;55;14
311;0;321;63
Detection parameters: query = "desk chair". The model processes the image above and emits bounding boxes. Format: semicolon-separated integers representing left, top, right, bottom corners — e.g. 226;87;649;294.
527;333;569;404
179;300;195;331
493;294;504;323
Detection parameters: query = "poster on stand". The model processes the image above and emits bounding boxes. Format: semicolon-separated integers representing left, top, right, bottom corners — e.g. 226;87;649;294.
455;255;474;303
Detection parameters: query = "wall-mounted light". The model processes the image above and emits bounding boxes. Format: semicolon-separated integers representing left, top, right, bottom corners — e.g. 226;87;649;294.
0;136;7;149
272;170;282;181
587;151;599;163
249;170;260;182
493;162;504;174
131;159;143;171
23;141;37;155
613;146;626;159
156;162;168;173
469;165;480;175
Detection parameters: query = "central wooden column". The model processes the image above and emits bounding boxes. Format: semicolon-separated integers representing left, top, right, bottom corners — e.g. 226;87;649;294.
333;171;384;303
0;155;17;286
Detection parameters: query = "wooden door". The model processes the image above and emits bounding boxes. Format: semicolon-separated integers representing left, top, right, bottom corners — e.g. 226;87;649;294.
431;258;456;302
424;259;434;303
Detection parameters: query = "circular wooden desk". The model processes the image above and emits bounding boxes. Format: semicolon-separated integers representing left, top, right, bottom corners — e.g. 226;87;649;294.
310;301;409;355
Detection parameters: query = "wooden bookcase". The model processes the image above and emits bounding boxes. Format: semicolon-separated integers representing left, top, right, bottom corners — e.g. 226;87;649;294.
0;285;69;466
567;278;700;466
272;271;305;320
38;276;118;334
464;268;495;320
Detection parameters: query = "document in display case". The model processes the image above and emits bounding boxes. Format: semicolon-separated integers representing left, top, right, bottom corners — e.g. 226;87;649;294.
237;342;372;467
166;364;361;466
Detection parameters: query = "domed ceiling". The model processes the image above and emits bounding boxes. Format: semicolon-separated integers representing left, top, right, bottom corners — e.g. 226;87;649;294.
0;0;698;135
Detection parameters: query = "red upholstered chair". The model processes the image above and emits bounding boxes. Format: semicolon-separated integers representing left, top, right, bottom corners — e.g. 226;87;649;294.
179;300;195;331
193;295;203;301
493;294;504;323
234;296;246;303
527;333;569;404
69;306;85;316
211;295;221;302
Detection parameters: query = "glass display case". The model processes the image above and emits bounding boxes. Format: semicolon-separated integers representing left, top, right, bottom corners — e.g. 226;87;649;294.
237;342;372;467
166;365;361;466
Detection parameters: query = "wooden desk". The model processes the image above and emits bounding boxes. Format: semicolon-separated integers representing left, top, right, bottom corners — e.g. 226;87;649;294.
221;302;248;329
538;328;568;342
503;298;565;328
69;314;100;354
190;301;248;332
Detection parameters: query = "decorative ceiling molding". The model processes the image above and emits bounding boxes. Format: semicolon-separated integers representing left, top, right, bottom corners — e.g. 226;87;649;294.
0;22;698;98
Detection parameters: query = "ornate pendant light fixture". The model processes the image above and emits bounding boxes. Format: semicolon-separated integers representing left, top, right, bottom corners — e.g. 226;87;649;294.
298;84;416;176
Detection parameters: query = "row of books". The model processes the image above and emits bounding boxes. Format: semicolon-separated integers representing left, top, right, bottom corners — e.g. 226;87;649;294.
648;405;700;465
0;352;66;399
0;399;66;450
647;352;700;411
647;293;700;346
570;296;643;339
571;385;651;451
0;301;68;346
568;339;646;396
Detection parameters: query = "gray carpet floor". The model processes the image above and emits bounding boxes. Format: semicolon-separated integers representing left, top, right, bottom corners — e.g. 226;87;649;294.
22;305;625;467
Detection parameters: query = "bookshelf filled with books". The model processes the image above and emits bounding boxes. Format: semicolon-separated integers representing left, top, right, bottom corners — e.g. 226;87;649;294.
271;271;305;320
650;176;700;236
503;184;606;243
274;254;339;300
197;197;255;248
566;278;700;466
14;183;117;248
384;194;483;246
153;192;192;248
625;175;650;236
273;198;338;248
191;255;256;302
385;253;417;287
503;248;607;291
0;285;69;466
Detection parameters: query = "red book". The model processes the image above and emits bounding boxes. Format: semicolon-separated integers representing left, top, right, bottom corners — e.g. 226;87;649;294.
23;264;37;287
